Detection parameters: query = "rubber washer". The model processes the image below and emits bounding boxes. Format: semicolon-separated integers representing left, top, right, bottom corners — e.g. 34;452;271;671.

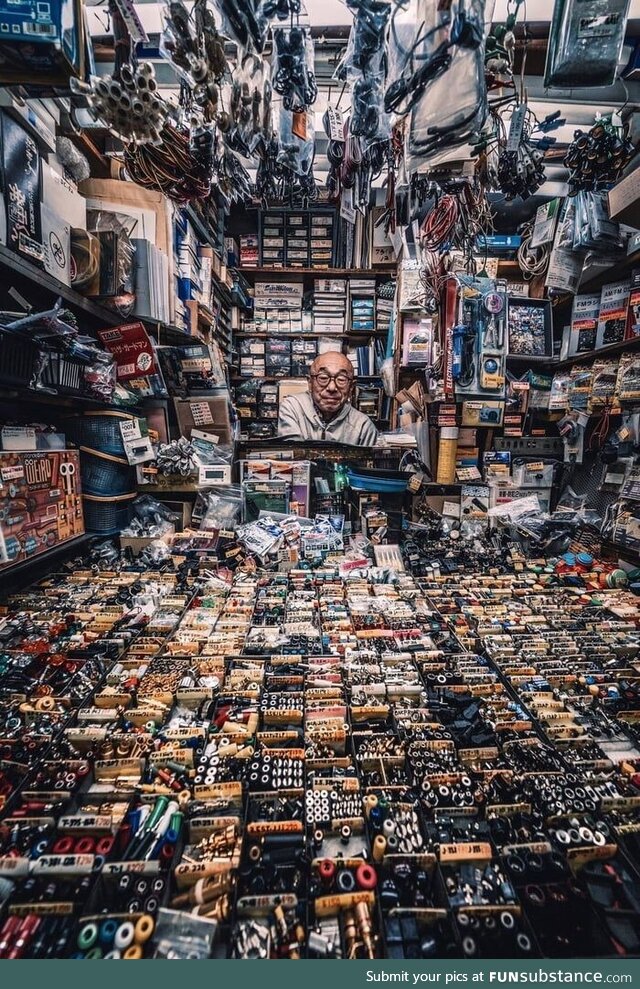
123;944;143;960
318;858;336;883
355;863;377;890
84;947;104;960
114;921;135;949
134;914;154;944
77;922;99;950
98;918;118;945
336;869;356;893
75;837;96;855
95;836;114;857
53;836;75;855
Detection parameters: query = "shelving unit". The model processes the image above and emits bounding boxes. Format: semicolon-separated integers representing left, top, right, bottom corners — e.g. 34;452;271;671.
238;266;396;278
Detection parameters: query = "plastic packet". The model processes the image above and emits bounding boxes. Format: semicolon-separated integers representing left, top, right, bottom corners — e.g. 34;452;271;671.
276;104;315;176
544;0;631;88
212;0;268;53
86;210;135;307
228;52;272;155
236;517;283;558
83;355;116;401
385;0;488;168
194;485;243;530
153;908;218;960
273;23;317;111
350;74;391;146
337;0;392;147
128;495;179;527
137;540;173;566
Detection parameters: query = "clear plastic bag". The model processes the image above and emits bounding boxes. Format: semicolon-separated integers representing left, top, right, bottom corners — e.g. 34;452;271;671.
153;908;218;960
228;52;272;155
385;0;489;168
276;104;315;175
212;0;268;53
544;0;631;88
272;23;317;111
195;485;243;530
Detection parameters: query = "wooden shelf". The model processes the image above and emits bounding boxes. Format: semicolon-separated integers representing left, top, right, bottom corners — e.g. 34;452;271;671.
0;385;127;411
237;267;397;278
0;244;123;328
232;374;380;383
233;331;388;341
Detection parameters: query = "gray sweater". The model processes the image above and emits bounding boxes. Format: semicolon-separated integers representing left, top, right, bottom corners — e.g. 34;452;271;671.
277;392;379;445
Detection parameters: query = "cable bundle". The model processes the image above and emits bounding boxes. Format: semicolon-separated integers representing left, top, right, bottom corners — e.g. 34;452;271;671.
124;123;212;203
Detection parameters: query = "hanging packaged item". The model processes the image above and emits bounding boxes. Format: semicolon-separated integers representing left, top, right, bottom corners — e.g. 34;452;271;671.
385;0;489;168
273;22;317;111
544;0;631;87
452;276;508;401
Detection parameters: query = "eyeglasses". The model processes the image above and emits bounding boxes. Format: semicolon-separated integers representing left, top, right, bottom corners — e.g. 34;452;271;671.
310;371;353;388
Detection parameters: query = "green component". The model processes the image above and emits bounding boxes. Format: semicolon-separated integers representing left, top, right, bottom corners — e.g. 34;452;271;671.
144;795;169;832
78;923;99;950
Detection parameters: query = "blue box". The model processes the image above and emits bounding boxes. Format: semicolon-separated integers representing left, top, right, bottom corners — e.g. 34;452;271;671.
0;0;84;85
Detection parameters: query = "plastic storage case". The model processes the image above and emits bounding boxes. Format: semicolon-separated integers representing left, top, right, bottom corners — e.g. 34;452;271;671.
82;492;136;534
63;411;142;457
79;447;136;497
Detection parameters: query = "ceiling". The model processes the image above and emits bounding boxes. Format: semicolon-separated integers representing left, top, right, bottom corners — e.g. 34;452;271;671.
84;0;640;200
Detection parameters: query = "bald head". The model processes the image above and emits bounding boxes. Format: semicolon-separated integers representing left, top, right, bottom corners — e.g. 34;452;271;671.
309;350;355;419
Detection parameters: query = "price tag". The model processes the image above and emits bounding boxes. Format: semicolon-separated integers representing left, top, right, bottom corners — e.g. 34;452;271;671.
325;105;345;141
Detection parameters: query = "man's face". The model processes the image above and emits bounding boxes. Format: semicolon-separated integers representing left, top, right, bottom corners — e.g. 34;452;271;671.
309;354;354;417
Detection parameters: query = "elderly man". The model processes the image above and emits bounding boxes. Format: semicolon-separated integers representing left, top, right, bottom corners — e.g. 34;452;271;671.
277;351;379;445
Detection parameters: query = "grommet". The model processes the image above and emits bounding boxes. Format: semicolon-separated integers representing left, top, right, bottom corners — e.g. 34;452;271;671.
382;818;396;837
134;915;154;944
85;947;104;960
336;869;355;893
123;944;143;960
355;863;377;890
385;834;399;851
104;949;122;959
99;918;118;945
76;837;96;855
78;922;99;950
500;911;515;930
53;836;75;855
462;935;477;957
517;932;532;954
95;836;114;857
505;853;525;875
319;859;336;884
114;921;135;949
527;853;544;872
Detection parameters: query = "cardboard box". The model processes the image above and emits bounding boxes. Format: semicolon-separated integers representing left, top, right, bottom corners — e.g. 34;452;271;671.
173;397;232;443
608;169;640;230
120;525;175;557
0;450;84;569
